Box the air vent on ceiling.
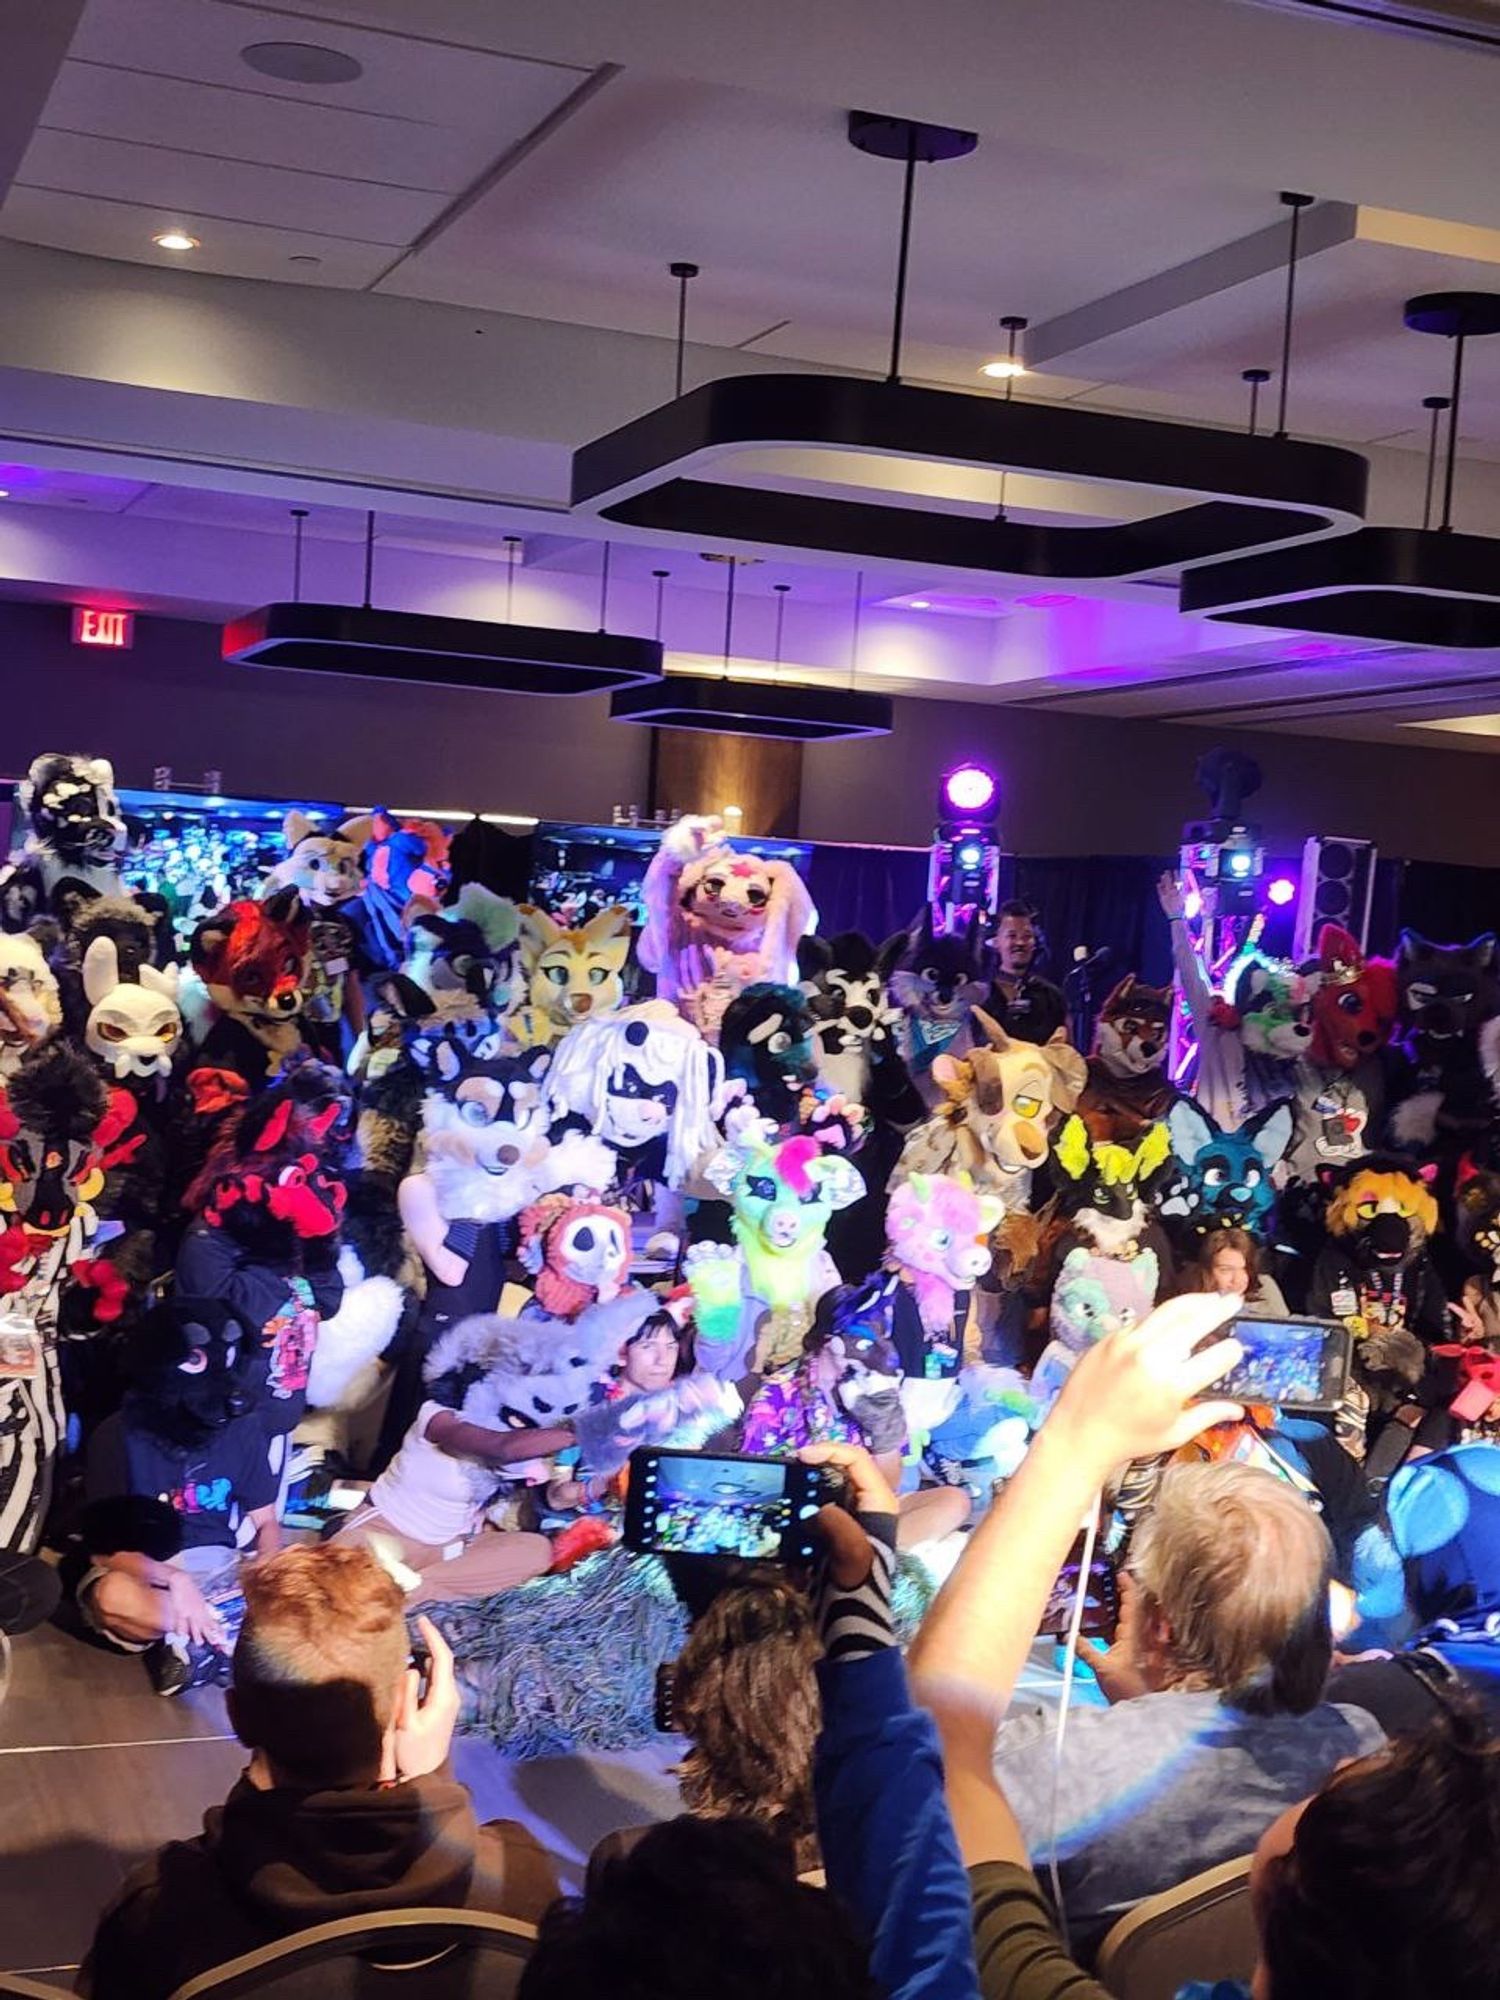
[1241,0,1500,51]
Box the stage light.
[942,764,998,816]
[1268,877,1296,906]
[1227,849,1254,879]
[957,841,984,870]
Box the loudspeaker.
[1293,835,1377,956]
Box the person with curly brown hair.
[671,1576,823,1874]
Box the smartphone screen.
[1039,1534,1119,1640]
[1201,1315,1352,1412]
[622,1447,828,1564]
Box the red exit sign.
[72,606,134,650]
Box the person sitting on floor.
[78,1541,560,2000]
[1179,1224,1290,1316]
[73,1296,281,1696]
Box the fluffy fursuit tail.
[424,1548,688,1759]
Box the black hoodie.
[78,1765,560,2000]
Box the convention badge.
[1330,1287,1358,1318]
[0,1311,43,1380]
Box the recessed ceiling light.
[980,359,1027,380]
[0,490,11,500]
[241,41,363,85]
[153,229,200,252]
[908,597,931,609]
[288,254,322,267]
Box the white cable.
[1044,1495,1102,1958]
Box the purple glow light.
[1017,592,1078,608]
[1184,888,1203,920]
[943,764,998,814]
[1267,877,1296,907]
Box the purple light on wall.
[942,763,998,815]
[1267,877,1297,906]
[1017,592,1078,608]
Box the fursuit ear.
[1244,1098,1294,1169]
[191,910,235,971]
[370,971,435,1022]
[1130,1247,1160,1294]
[1166,1097,1217,1165]
[261,884,306,930]
[82,934,122,1007]
[337,814,375,851]
[432,1039,463,1085]
[253,1100,294,1152]
[1317,923,1362,972]
[1059,1245,1092,1279]
[875,930,907,982]
[1053,1114,1091,1183]
[1044,1030,1088,1110]
[797,934,834,980]
[282,811,316,851]
[1465,932,1499,971]
[975,1190,1006,1235]
[930,1052,968,1095]
[971,1006,1010,1052]
[1132,1120,1172,1185]
[138,960,179,1000]
[518,904,563,964]
[1397,929,1433,968]
[813,1152,865,1212]
[1099,975,1135,1015]
[581,905,632,950]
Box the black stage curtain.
[805,843,932,946]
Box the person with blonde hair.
[79,1542,558,2000]
[978,1453,1384,1959]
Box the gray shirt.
[994,1688,1386,1960]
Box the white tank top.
[366,1401,500,1547]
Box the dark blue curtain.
[804,844,932,946]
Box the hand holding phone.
[622,1447,845,1566]
[1194,1315,1351,1412]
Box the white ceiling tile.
[19,129,447,244]
[0,184,392,285]
[65,0,591,126]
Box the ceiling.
[4,0,1500,746]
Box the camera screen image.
[1213,1318,1340,1407]
[631,1453,806,1561]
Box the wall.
[7,601,1498,867]
[800,696,1500,866]
[0,603,649,821]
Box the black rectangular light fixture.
[609,674,893,741]
[571,374,1368,582]
[223,602,664,695]
[1180,526,1500,649]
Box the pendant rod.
[1441,334,1467,533]
[504,535,520,621]
[362,510,375,609]
[290,508,308,603]
[598,540,612,629]
[1275,192,1313,439]
[722,559,737,677]
[652,567,669,642]
[1421,396,1449,532]
[670,261,698,401]
[886,130,919,385]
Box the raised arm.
[1156,869,1213,1029]
[906,1292,1243,1869]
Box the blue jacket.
[814,1646,981,2000]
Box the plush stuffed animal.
[1388,930,1500,1157]
[0,1042,139,1550]
[516,1191,632,1318]
[544,1001,726,1218]
[887,909,991,1109]
[1305,1157,1449,1451]
[0,753,128,929]
[1077,976,1178,1146]
[893,1012,1087,1208]
[0,932,60,1081]
[1028,1245,1158,1423]
[638,815,815,1041]
[687,1128,864,1377]
[512,905,632,1048]
[1158,1097,1294,1244]
[264,811,378,1062]
[182,887,313,1091]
